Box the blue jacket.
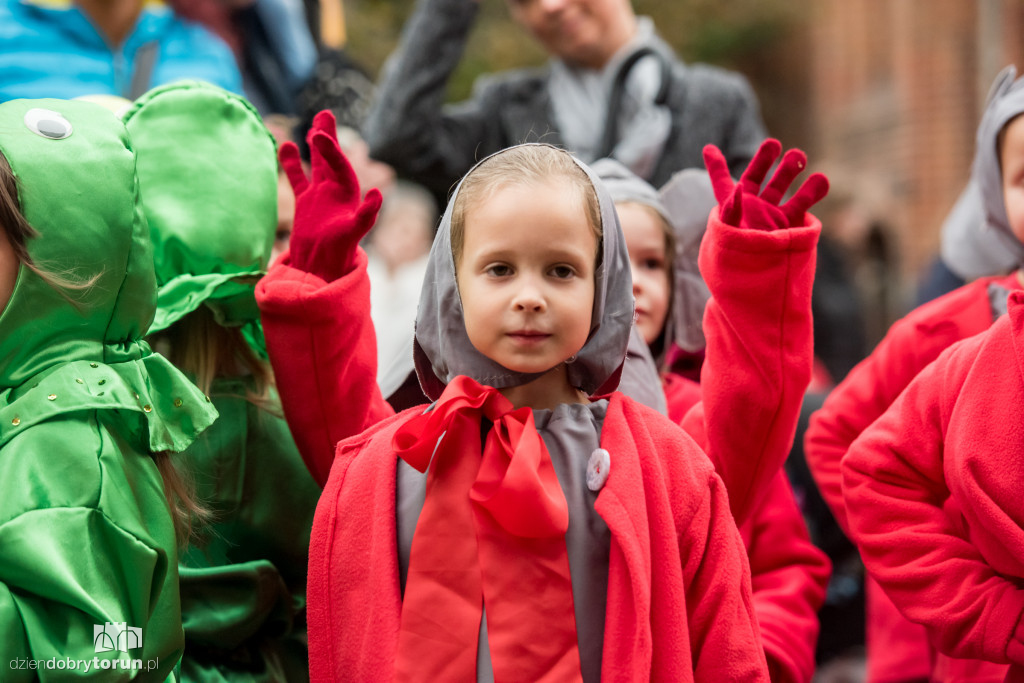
[0,0,242,102]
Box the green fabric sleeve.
[0,507,183,681]
[0,416,184,681]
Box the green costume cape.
[0,99,218,682]
[124,82,319,682]
[123,80,276,346]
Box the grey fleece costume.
[364,0,768,200]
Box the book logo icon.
[93,622,142,653]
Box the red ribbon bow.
[392,375,584,682]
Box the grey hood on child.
[973,65,1024,266]
[591,158,716,363]
[413,143,637,401]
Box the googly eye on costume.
[23,108,73,140]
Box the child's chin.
[495,358,570,378]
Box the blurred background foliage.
[343,0,811,147]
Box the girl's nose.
[632,274,644,297]
[512,282,546,312]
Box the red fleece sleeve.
[805,279,996,534]
[683,471,770,681]
[741,473,830,683]
[256,248,395,487]
[842,331,1024,664]
[684,209,818,524]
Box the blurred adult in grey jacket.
[364,0,768,200]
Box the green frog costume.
[123,81,320,682]
[0,99,218,680]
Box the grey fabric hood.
[974,65,1024,265]
[658,168,716,353]
[940,178,1020,280]
[591,158,714,362]
[413,144,635,400]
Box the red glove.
[278,110,383,282]
[703,139,829,230]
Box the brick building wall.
[805,0,1024,303]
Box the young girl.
[0,98,217,678]
[259,115,767,679]
[122,81,321,681]
[592,154,831,683]
[806,66,1024,683]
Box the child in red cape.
[592,153,831,683]
[841,290,1024,677]
[259,115,768,680]
[806,65,1024,683]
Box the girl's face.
[0,227,17,314]
[457,179,597,383]
[1001,114,1024,244]
[617,202,670,345]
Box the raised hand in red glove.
[278,109,383,282]
[703,139,829,231]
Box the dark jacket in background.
[364,0,768,201]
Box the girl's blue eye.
[24,108,73,140]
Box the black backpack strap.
[597,47,672,160]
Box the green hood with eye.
[0,98,216,451]
[122,81,277,340]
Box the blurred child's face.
[1001,114,1024,244]
[338,133,396,199]
[0,227,17,313]
[617,202,669,345]
[457,179,597,377]
[271,171,294,265]
[370,202,434,273]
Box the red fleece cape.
[806,272,1019,683]
[307,392,769,682]
[842,291,1024,676]
[669,375,829,683]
